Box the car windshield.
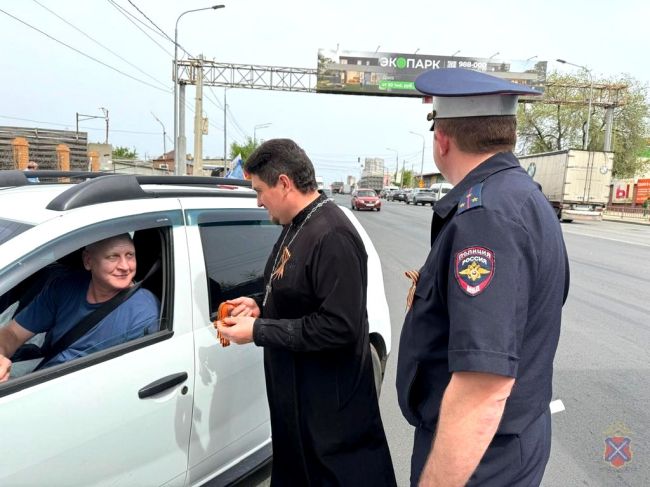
[357,191,376,197]
[418,189,433,193]
[0,218,33,246]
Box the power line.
[105,0,172,57]
[0,114,160,135]
[126,0,175,45]
[0,7,170,93]
[32,0,169,91]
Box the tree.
[229,137,258,162]
[402,169,414,188]
[516,71,649,177]
[112,146,138,160]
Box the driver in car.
[0,234,159,382]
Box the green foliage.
[112,146,138,160]
[402,169,414,188]
[229,137,258,162]
[516,71,649,177]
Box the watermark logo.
[603,422,632,468]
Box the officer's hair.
[436,116,517,154]
[244,138,317,193]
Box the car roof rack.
[0,170,253,211]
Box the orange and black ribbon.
[404,269,420,311]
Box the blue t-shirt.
[16,271,160,367]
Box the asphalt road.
[243,195,649,486]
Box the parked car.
[407,188,436,205]
[0,170,392,486]
[430,182,454,202]
[351,188,381,211]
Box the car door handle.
[138,372,188,399]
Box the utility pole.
[194,56,204,175]
[99,107,109,144]
[178,84,187,175]
[174,5,226,176]
[557,59,593,150]
[223,87,228,175]
[76,109,110,144]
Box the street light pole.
[386,147,398,185]
[557,58,593,150]
[151,112,166,155]
[409,131,425,187]
[253,123,272,145]
[173,5,225,176]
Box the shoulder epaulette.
[457,183,483,214]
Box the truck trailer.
[518,149,613,222]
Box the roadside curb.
[602,216,650,226]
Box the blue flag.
[226,154,244,179]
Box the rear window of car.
[418,189,433,193]
[0,219,33,246]
[357,190,376,197]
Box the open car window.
[0,210,181,393]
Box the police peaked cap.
[415,68,542,120]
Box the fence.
[603,205,650,222]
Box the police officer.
[396,68,570,486]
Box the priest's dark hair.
[244,138,318,193]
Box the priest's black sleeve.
[253,229,366,352]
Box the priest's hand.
[226,297,261,318]
[217,316,255,345]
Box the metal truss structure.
[177,58,317,92]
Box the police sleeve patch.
[454,246,494,296]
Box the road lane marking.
[562,229,650,248]
[550,399,565,414]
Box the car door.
[181,200,280,485]
[0,201,195,487]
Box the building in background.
[359,157,384,190]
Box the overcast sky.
[2,0,649,184]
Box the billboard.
[316,49,547,98]
[635,178,650,204]
[612,179,635,203]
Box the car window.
[0,211,181,391]
[441,188,451,194]
[357,190,376,197]
[188,209,282,317]
[0,218,33,246]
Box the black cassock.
[253,194,396,486]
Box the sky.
[2,0,649,185]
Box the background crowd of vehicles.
[375,183,454,205]
[347,183,453,211]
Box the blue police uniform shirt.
[396,151,569,435]
[16,270,160,367]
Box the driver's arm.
[0,320,35,382]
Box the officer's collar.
[434,152,520,219]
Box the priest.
[217,138,396,486]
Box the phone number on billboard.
[457,61,488,70]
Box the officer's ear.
[434,129,451,157]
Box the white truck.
[519,149,614,222]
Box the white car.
[0,171,391,487]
